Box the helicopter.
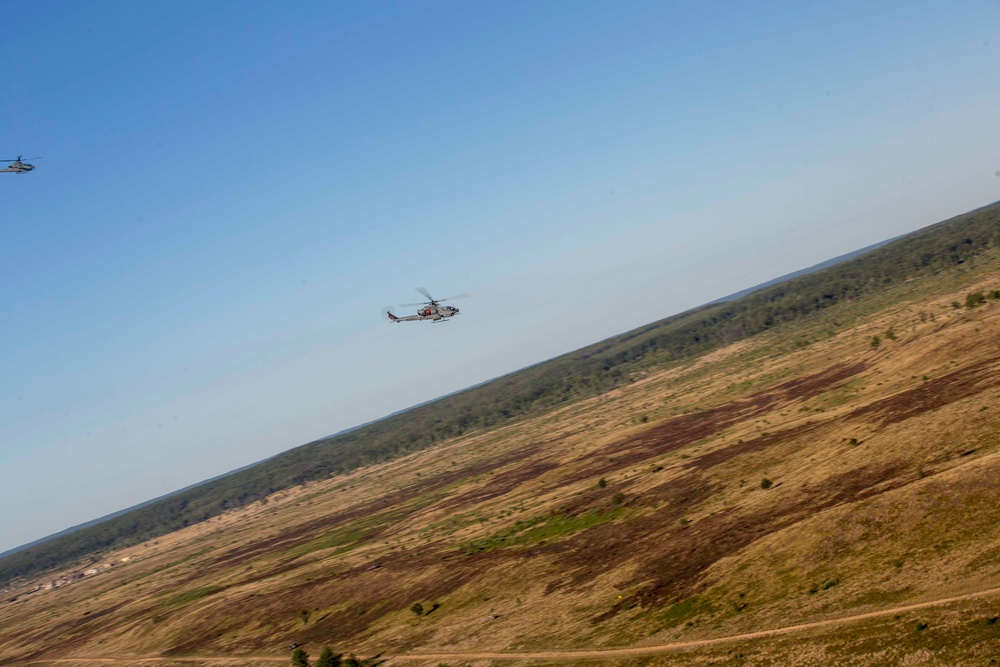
[385,287,469,323]
[1,156,39,173]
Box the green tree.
[291,647,310,667]
[315,646,342,667]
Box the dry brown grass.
[5,266,1000,667]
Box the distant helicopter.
[385,287,469,323]
[1,156,39,173]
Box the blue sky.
[2,1,998,553]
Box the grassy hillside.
[2,203,1000,666]
[2,201,998,589]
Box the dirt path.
[28,585,1000,666]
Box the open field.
[4,251,1000,667]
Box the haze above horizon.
[2,0,999,554]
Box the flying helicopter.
[385,287,469,323]
[1,156,39,173]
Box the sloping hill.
[2,201,998,588]
[2,203,1000,666]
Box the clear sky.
[2,1,998,553]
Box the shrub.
[966,292,986,308]
[612,492,626,505]
[315,646,342,667]
[410,602,424,616]
[598,477,608,488]
[291,647,310,667]
[760,478,773,490]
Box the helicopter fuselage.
[421,304,458,318]
[1,164,34,173]
[387,303,460,323]
[1,159,35,173]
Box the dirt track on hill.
[30,585,1000,666]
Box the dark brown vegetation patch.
[207,439,557,571]
[848,356,1000,427]
[685,419,826,471]
[558,362,866,486]
[4,600,133,666]
[573,462,909,623]
[435,457,562,511]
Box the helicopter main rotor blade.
[438,293,470,301]
[399,301,431,307]
[416,287,434,302]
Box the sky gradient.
[2,1,999,553]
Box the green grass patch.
[160,585,223,607]
[813,378,866,409]
[283,489,451,558]
[849,587,914,607]
[656,595,716,628]
[284,523,376,558]
[461,508,625,554]
[138,546,217,579]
